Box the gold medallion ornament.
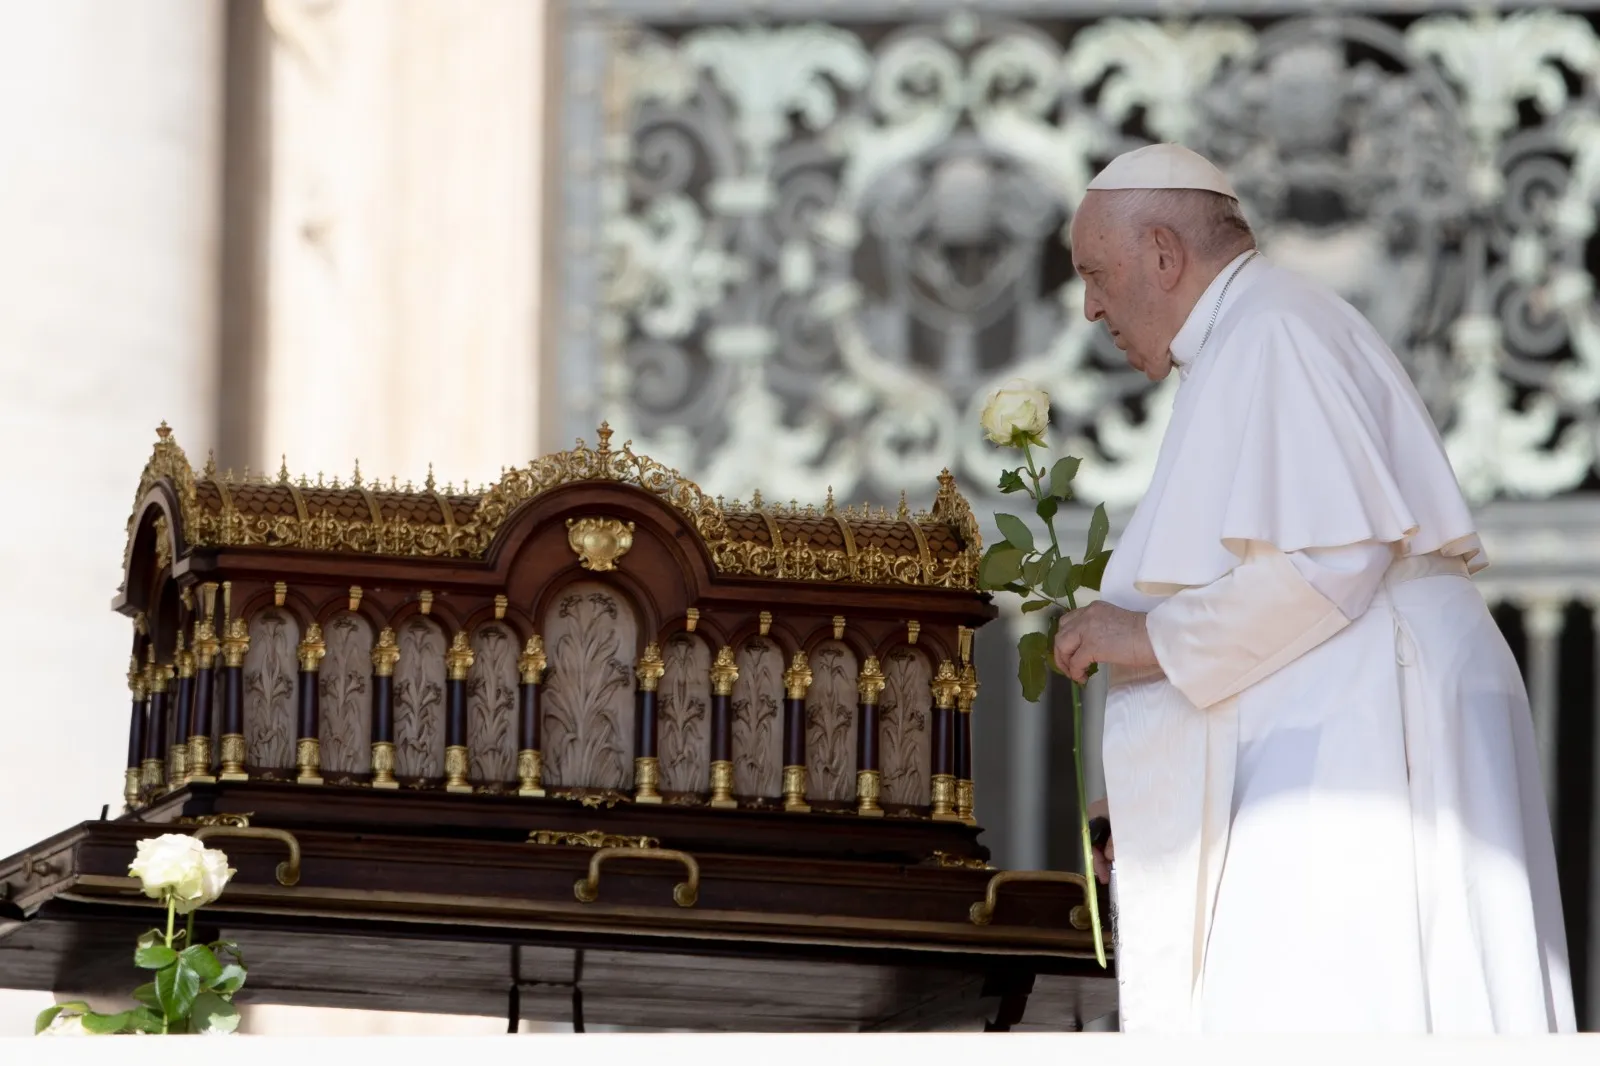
[566,516,636,572]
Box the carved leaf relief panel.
[659,633,710,793]
[805,640,858,802]
[732,637,783,798]
[542,582,637,789]
[394,617,447,778]
[318,612,373,775]
[468,623,520,784]
[243,608,298,770]
[879,647,931,807]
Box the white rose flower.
[128,834,235,914]
[980,380,1050,445]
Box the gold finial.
[857,657,886,705]
[932,659,961,709]
[243,464,251,481]
[636,642,665,692]
[833,615,846,640]
[332,474,342,490]
[419,590,434,615]
[278,456,290,484]
[958,662,978,713]
[371,627,400,677]
[298,473,309,488]
[348,586,363,612]
[711,646,740,696]
[425,464,436,492]
[203,450,217,477]
[685,608,699,633]
[518,635,548,684]
[446,630,475,680]
[783,651,813,700]
[404,478,414,493]
[751,489,764,510]
[225,468,235,484]
[316,471,324,488]
[352,459,363,487]
[597,422,613,453]
[155,422,171,441]
[298,624,327,673]
[907,620,921,645]
[274,581,287,607]
[445,481,455,495]
[958,626,973,664]
[824,487,835,515]
[390,475,399,491]
[897,491,909,520]
[494,594,508,620]
[759,610,772,637]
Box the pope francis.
[1051,144,1575,1034]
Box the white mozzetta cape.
[1098,254,1574,1033]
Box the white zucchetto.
[1085,143,1239,200]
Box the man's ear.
[1150,226,1186,291]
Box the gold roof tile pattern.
[126,423,983,590]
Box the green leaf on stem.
[997,469,1027,494]
[1086,503,1110,558]
[190,991,241,1035]
[81,1010,135,1035]
[1078,550,1112,592]
[1035,496,1059,523]
[1043,557,1076,599]
[1049,456,1081,500]
[134,943,178,970]
[1020,599,1051,613]
[181,943,224,985]
[1016,630,1051,703]
[128,1007,166,1034]
[212,962,248,996]
[995,513,1034,552]
[132,982,160,1009]
[33,1003,90,1034]
[1021,556,1047,588]
[979,546,1024,589]
[136,928,164,951]
[1045,613,1065,674]
[156,959,202,1024]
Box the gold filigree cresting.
[121,424,982,590]
[527,829,660,850]
[176,813,253,829]
[930,850,992,871]
[566,516,636,572]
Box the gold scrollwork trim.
[176,813,253,828]
[930,850,992,870]
[527,829,660,849]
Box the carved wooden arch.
[312,591,391,637]
[725,618,803,662]
[117,494,184,618]
[531,566,660,656]
[486,481,719,601]
[383,596,466,639]
[458,602,537,647]
[798,622,875,664]
[872,629,956,666]
[653,615,733,652]
[236,586,319,634]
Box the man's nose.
[1084,293,1105,323]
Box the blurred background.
[5,0,1600,1034]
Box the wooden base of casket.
[0,783,1115,1032]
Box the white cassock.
[1098,251,1576,1033]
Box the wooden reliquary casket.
[0,424,1113,1032]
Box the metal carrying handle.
[968,869,1090,930]
[192,826,301,887]
[573,847,698,908]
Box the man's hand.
[1088,797,1114,884]
[1053,600,1158,684]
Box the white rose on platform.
[128,834,235,914]
[980,380,1050,445]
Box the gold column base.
[855,769,884,817]
[218,734,248,782]
[370,741,398,789]
[930,773,960,821]
[167,744,189,789]
[957,778,975,825]
[140,757,165,795]
[296,738,324,785]
[123,767,142,810]
[516,748,545,797]
[633,756,662,804]
[708,759,737,809]
[781,765,810,813]
[444,744,472,793]
[186,735,214,784]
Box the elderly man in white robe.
[1052,143,1574,1034]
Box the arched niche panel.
[805,639,858,803]
[659,633,711,794]
[394,616,447,779]
[243,607,299,771]
[732,636,784,799]
[879,646,932,808]
[318,612,373,776]
[468,622,521,785]
[541,580,637,790]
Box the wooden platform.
[0,783,1116,1031]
